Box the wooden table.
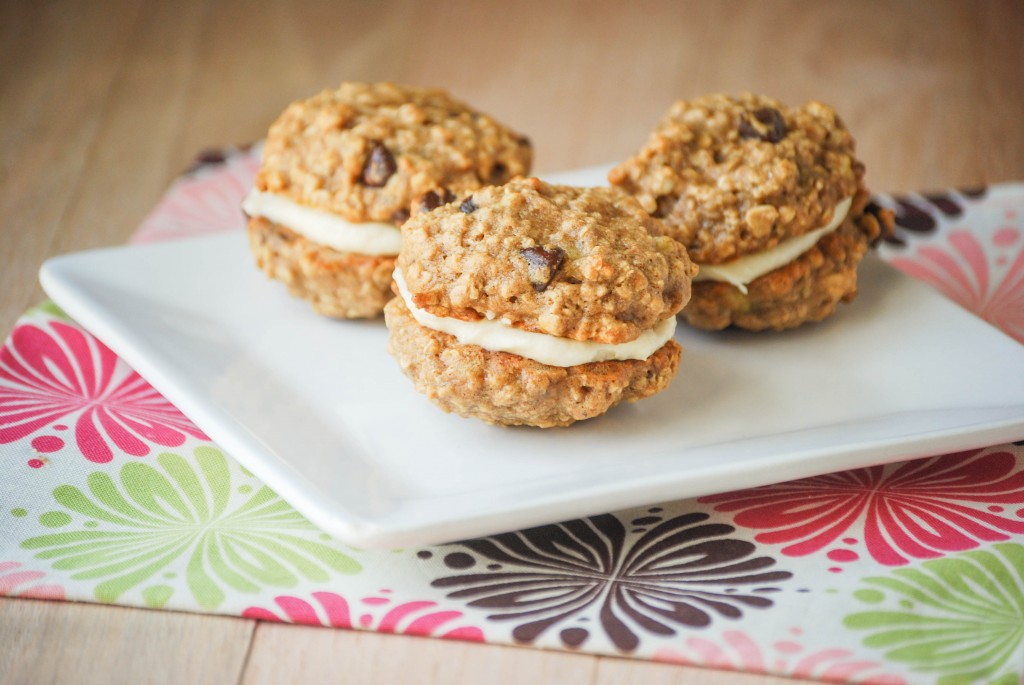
[2,1,1022,683]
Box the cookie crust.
[384,297,681,427]
[255,82,532,224]
[680,200,888,330]
[247,217,395,318]
[398,178,696,345]
[608,93,861,264]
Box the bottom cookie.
[247,216,396,318]
[681,209,886,331]
[384,297,681,428]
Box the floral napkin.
[2,148,1022,685]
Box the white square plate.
[40,167,1024,549]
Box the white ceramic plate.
[40,167,1024,549]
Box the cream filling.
[393,269,676,368]
[242,189,402,256]
[694,197,853,294]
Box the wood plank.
[43,0,211,256]
[0,0,144,337]
[242,623,598,685]
[171,0,417,158]
[974,0,1024,186]
[241,622,823,685]
[0,598,253,685]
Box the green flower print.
[845,543,1024,685]
[21,447,360,609]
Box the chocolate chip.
[521,246,564,271]
[415,189,456,214]
[738,107,787,143]
[517,135,532,147]
[757,107,787,142]
[489,162,508,184]
[391,208,410,226]
[520,245,565,292]
[361,143,396,186]
[459,197,477,213]
[738,119,758,140]
[421,190,444,211]
[653,195,674,219]
[737,120,758,140]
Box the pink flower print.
[701,449,1024,566]
[132,148,260,245]
[888,226,1024,342]
[0,320,207,463]
[655,629,905,684]
[243,591,484,642]
[0,561,65,600]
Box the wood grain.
[1,0,1023,683]
[241,623,820,685]
[0,598,253,685]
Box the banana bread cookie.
[385,178,697,427]
[243,81,532,318]
[609,93,891,330]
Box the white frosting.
[242,189,402,256]
[393,269,676,368]
[694,196,853,294]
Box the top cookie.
[608,93,863,264]
[254,82,533,224]
[398,178,696,345]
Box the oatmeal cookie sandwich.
[385,178,697,427]
[609,93,892,331]
[243,82,532,318]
